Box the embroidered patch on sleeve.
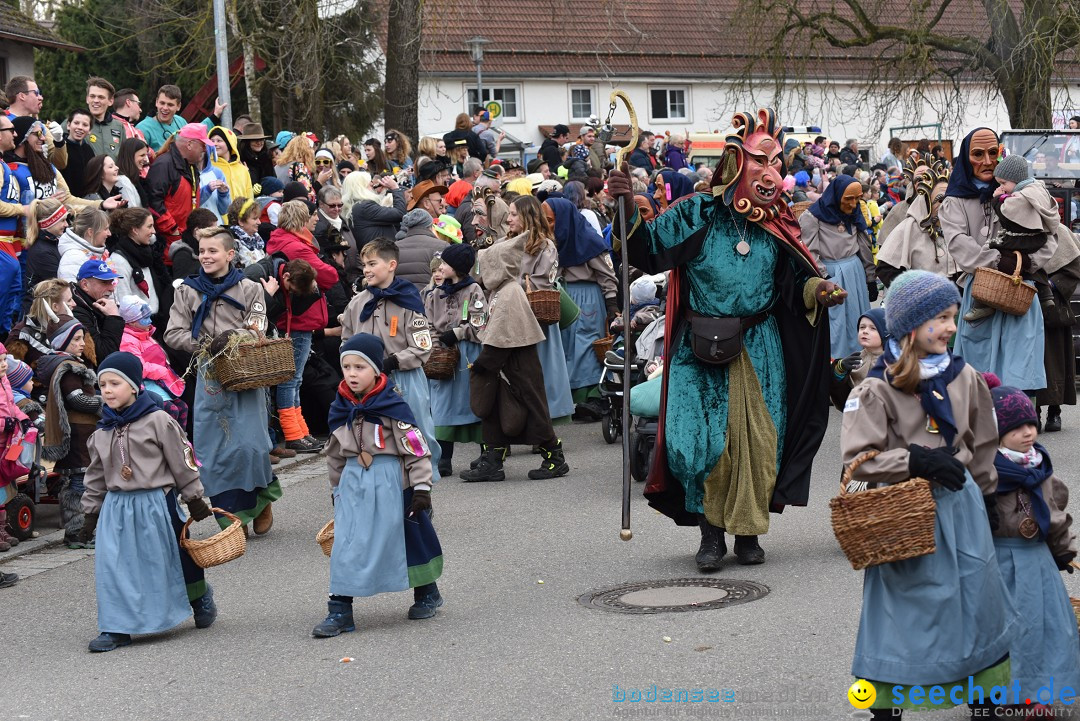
[411,317,427,329]
[412,330,432,350]
[183,443,201,471]
[843,397,860,413]
[402,430,428,457]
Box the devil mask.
[711,108,788,222]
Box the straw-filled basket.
[525,275,560,326]
[180,508,247,568]
[970,251,1037,316]
[829,451,937,570]
[423,346,460,380]
[791,201,812,219]
[212,330,296,391]
[316,519,334,557]
[591,335,614,364]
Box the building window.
[570,87,595,121]
[467,86,520,121]
[649,87,689,122]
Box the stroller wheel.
[7,494,34,541]
[602,408,620,444]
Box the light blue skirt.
[853,474,1018,685]
[955,275,1046,390]
[194,368,273,498]
[391,366,441,481]
[430,340,481,427]
[330,455,444,596]
[823,255,869,359]
[537,324,575,419]
[95,489,191,634]
[561,281,606,390]
[994,536,1080,700]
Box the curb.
[0,451,327,566]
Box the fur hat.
[97,351,143,394]
[440,242,475,275]
[340,333,384,374]
[993,155,1030,185]
[884,270,961,338]
[991,385,1038,436]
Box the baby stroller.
[5,416,53,542]
[597,345,646,445]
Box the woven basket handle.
[524,274,535,293]
[840,450,880,495]
[1010,250,1023,284]
[181,506,242,539]
[1071,561,1080,572]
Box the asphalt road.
[6,404,1080,721]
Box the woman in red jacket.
[266,200,340,452]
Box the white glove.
[46,121,63,143]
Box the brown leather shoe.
[269,453,281,465]
[253,503,273,535]
[271,446,297,459]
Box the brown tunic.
[325,413,432,490]
[340,291,432,370]
[994,466,1075,558]
[424,282,486,343]
[164,279,267,354]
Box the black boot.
[1046,405,1062,432]
[469,444,488,470]
[734,535,765,565]
[528,440,569,479]
[408,582,444,620]
[437,440,454,476]
[190,585,218,629]
[312,597,355,638]
[459,447,506,482]
[695,516,726,572]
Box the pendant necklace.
[733,216,752,256]
[1017,491,1039,539]
[117,426,133,481]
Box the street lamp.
[466,36,491,114]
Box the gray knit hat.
[993,155,1030,185]
[396,208,433,240]
[885,270,961,337]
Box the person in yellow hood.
[209,126,253,219]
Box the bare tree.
[384,0,421,140]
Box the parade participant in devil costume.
[608,109,845,569]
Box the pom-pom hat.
[884,270,961,338]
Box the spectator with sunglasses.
[313,148,338,190]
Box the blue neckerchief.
[546,197,609,268]
[868,340,966,446]
[359,276,426,322]
[181,267,246,340]
[438,275,475,299]
[945,128,999,203]
[97,391,162,431]
[994,442,1054,539]
[807,175,868,235]
[327,376,416,433]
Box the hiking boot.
[253,503,274,535]
[696,517,726,572]
[191,585,218,629]
[0,571,17,588]
[312,599,355,638]
[88,632,132,652]
[269,453,281,465]
[734,535,765,565]
[438,457,453,477]
[962,305,994,322]
[0,515,19,548]
[1045,406,1062,433]
[469,445,510,469]
[285,436,323,454]
[0,537,9,552]
[459,447,506,482]
[528,440,569,479]
[408,583,444,620]
[271,446,297,458]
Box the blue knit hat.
[97,351,143,393]
[256,176,284,196]
[885,270,961,337]
[340,333,384,373]
[859,307,891,344]
[991,385,1038,436]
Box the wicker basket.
[423,346,460,380]
[970,251,1037,316]
[791,201,812,219]
[180,508,247,569]
[829,451,937,570]
[316,519,334,557]
[212,331,296,391]
[592,335,614,364]
[525,276,560,326]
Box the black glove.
[908,444,966,491]
[834,352,863,377]
[186,497,212,522]
[1055,552,1076,572]
[3,417,14,434]
[78,512,98,544]
[867,280,879,303]
[438,329,459,347]
[983,494,999,533]
[605,300,620,330]
[408,488,431,517]
[382,355,399,373]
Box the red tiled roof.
[416,0,1080,80]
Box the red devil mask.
[711,108,788,222]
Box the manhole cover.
[578,578,769,614]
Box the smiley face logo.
[848,679,877,709]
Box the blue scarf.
[994,442,1054,539]
[945,127,999,203]
[97,391,162,431]
[327,376,416,433]
[546,197,609,268]
[807,175,868,235]
[359,276,426,322]
[181,267,246,340]
[868,340,966,447]
[438,275,475,299]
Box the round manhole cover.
[578,578,769,614]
